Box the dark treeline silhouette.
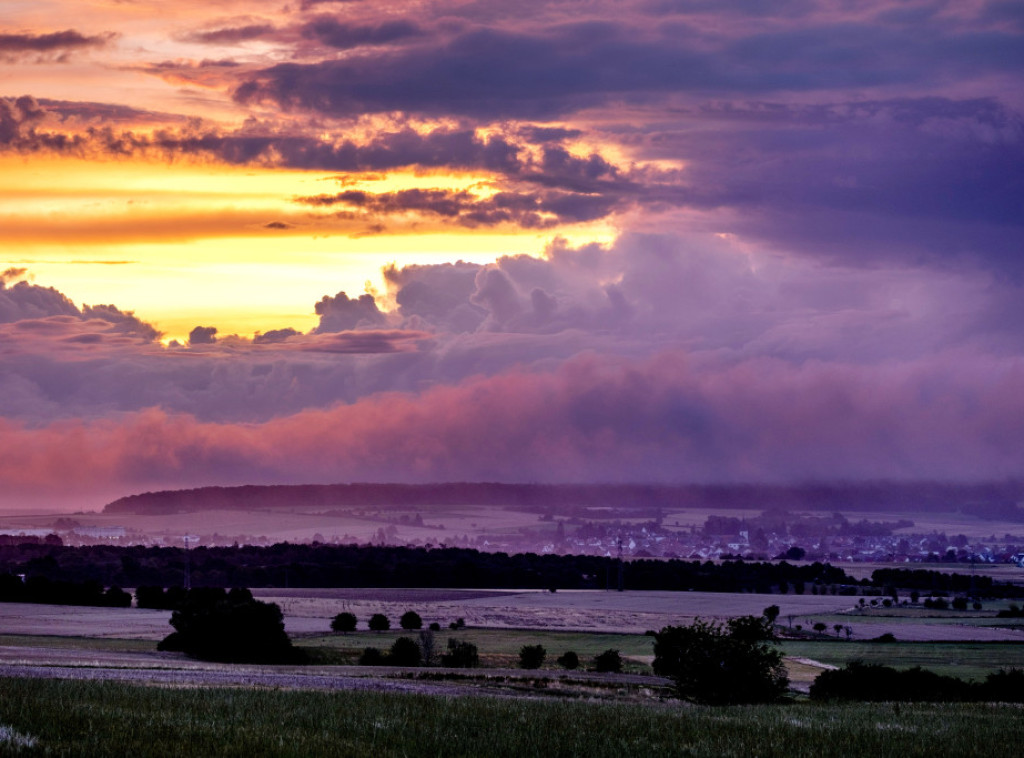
[810,661,1024,703]
[0,534,62,546]
[135,585,187,610]
[871,568,1022,598]
[104,481,1024,517]
[2,543,1022,597]
[0,542,858,591]
[0,573,130,607]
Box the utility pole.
[183,535,198,590]
[617,538,624,592]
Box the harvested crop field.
[255,588,857,635]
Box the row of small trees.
[331,610,466,633]
[518,645,623,673]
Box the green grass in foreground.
[1,677,1023,757]
[782,640,1024,681]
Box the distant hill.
[103,481,1024,517]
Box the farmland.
[2,582,1024,754]
[1,677,1023,757]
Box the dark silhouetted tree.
[331,612,357,632]
[519,644,546,669]
[557,651,579,670]
[441,639,478,668]
[653,616,788,705]
[369,613,390,631]
[400,610,422,630]
[388,636,422,666]
[157,587,298,663]
[593,649,623,673]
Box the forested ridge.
[104,481,1024,519]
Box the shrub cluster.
[157,587,300,664]
[810,661,1024,703]
[135,585,187,610]
[653,616,789,705]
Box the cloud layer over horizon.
[1,0,1022,507]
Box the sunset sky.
[2,0,1023,509]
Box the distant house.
[71,526,127,539]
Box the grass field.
[0,634,156,653]
[1,677,1022,757]
[781,640,1024,681]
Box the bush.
[104,586,132,608]
[653,616,788,705]
[331,612,357,632]
[519,644,546,669]
[441,639,478,668]
[369,613,390,631]
[388,637,422,666]
[157,587,298,664]
[359,647,385,665]
[593,649,622,673]
[810,661,973,702]
[981,668,1024,702]
[557,651,579,670]
[428,622,441,632]
[400,611,423,630]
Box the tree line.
[0,573,130,607]
[0,542,861,593]
[3,542,1024,597]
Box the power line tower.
[617,537,624,592]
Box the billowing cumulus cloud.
[188,326,218,345]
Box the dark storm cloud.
[183,24,278,44]
[300,17,424,49]
[233,16,1024,119]
[295,186,622,228]
[0,29,112,54]
[639,96,1024,269]
[233,23,712,119]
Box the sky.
[1,0,1023,509]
